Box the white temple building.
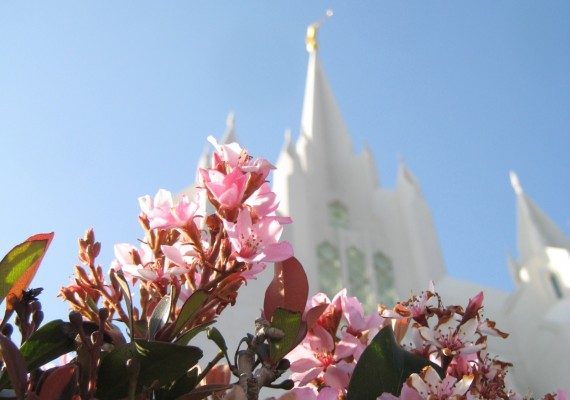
[183,23,570,397]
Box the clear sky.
[1,2,569,324]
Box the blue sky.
[1,2,569,323]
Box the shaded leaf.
[21,320,78,371]
[149,295,171,340]
[0,333,27,398]
[0,233,54,308]
[0,320,77,390]
[175,384,234,400]
[157,367,199,400]
[170,290,208,339]
[263,257,308,322]
[347,325,444,400]
[36,364,78,400]
[268,308,302,364]
[96,340,202,399]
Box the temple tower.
[272,19,446,308]
[182,22,570,396]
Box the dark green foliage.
[347,325,443,400]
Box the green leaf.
[206,327,227,353]
[171,290,208,339]
[96,340,203,400]
[346,325,444,400]
[0,233,54,307]
[20,320,78,371]
[0,320,77,390]
[149,294,172,339]
[114,271,135,340]
[175,321,215,346]
[269,308,302,364]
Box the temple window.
[373,252,399,307]
[347,246,373,311]
[328,200,349,229]
[317,242,343,297]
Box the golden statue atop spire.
[306,9,333,53]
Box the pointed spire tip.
[226,111,235,130]
[510,171,523,195]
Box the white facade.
[184,30,570,397]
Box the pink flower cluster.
[284,284,567,400]
[105,137,293,322]
[378,284,566,400]
[286,289,385,400]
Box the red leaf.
[263,257,308,322]
[37,364,78,400]
[0,333,28,398]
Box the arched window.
[317,242,343,297]
[347,246,373,311]
[550,273,564,299]
[373,252,399,307]
[328,201,349,229]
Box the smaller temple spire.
[511,171,569,263]
[306,10,333,53]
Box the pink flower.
[139,188,172,216]
[240,262,266,280]
[408,366,473,399]
[241,157,275,181]
[140,189,203,230]
[207,136,246,170]
[289,386,318,400]
[556,390,568,400]
[120,245,189,283]
[419,317,485,357]
[110,242,153,280]
[340,289,384,336]
[245,183,278,218]
[382,282,437,325]
[245,183,293,227]
[287,326,353,395]
[223,209,293,264]
[379,366,473,400]
[201,167,247,211]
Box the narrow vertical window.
[550,273,564,299]
[373,252,399,307]
[328,201,349,229]
[317,242,343,297]
[347,246,373,311]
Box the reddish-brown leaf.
[263,257,308,322]
[0,333,28,398]
[37,364,78,400]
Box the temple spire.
[306,10,333,53]
[511,171,569,263]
